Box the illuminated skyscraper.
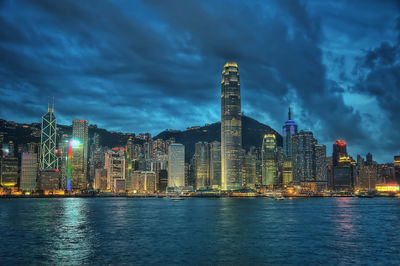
[262,134,278,187]
[168,143,185,188]
[195,142,210,189]
[209,141,221,188]
[315,144,327,181]
[72,120,89,181]
[105,148,126,192]
[221,62,242,190]
[282,108,298,158]
[332,139,347,167]
[292,131,315,182]
[69,139,87,190]
[20,152,38,191]
[40,103,57,170]
[282,108,297,185]
[242,153,257,189]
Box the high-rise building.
[105,148,126,192]
[195,142,210,190]
[209,141,221,188]
[242,153,257,189]
[20,152,38,191]
[282,108,298,185]
[315,144,327,181]
[262,134,278,187]
[357,165,377,191]
[366,152,373,166]
[168,143,185,188]
[221,61,242,190]
[333,156,354,191]
[292,131,315,182]
[157,169,168,192]
[0,157,18,187]
[332,139,347,167]
[94,168,107,191]
[282,108,298,158]
[69,139,87,190]
[72,120,89,182]
[38,169,61,191]
[130,171,156,193]
[40,104,57,170]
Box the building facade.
[261,134,278,187]
[20,152,38,191]
[168,143,185,188]
[221,62,242,190]
[40,104,57,170]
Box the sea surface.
[1,197,399,265]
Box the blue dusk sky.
[0,0,399,162]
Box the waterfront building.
[38,169,61,191]
[105,148,126,192]
[357,165,377,191]
[315,144,327,181]
[292,131,315,182]
[242,153,257,189]
[209,141,221,188]
[40,103,57,170]
[0,157,18,187]
[282,160,293,185]
[168,143,185,188]
[70,140,87,190]
[130,171,156,193]
[113,178,126,194]
[58,134,70,189]
[20,152,38,191]
[333,156,354,191]
[261,134,278,187]
[72,120,89,181]
[195,142,210,189]
[94,168,108,190]
[332,139,347,167]
[157,169,168,192]
[221,61,242,190]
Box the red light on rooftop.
[335,139,346,146]
[80,120,85,123]
[55,169,59,172]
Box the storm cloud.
[0,0,399,162]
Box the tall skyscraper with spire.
[282,108,298,158]
[221,61,242,190]
[40,101,57,170]
[282,108,298,185]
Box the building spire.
[288,107,291,120]
[47,97,50,112]
[52,96,55,112]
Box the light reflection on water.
[1,198,400,265]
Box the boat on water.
[274,196,285,200]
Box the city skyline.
[1,0,399,163]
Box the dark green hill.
[155,115,282,162]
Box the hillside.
[155,115,282,162]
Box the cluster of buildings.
[1,62,399,195]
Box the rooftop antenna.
[52,96,55,112]
[288,107,291,120]
[47,97,50,112]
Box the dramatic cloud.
[0,0,399,162]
